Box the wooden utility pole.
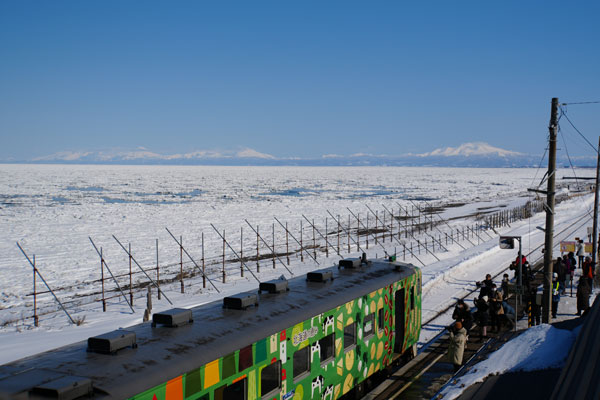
[592,136,600,266]
[542,97,559,323]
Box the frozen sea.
[0,165,569,320]
[0,164,593,370]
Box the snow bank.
[439,324,581,399]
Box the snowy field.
[0,164,592,369]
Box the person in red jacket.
[582,256,594,288]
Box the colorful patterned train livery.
[0,257,421,400]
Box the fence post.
[180,237,184,293]
[337,216,341,255]
[33,255,39,325]
[273,223,277,268]
[382,211,386,243]
[403,244,406,261]
[347,214,351,253]
[222,230,226,283]
[366,213,369,249]
[241,227,244,277]
[357,213,360,251]
[286,222,291,263]
[300,221,304,262]
[375,211,379,244]
[406,208,410,238]
[202,232,206,289]
[325,218,329,257]
[129,243,134,305]
[156,239,161,300]
[312,219,317,259]
[257,225,261,272]
[100,248,105,312]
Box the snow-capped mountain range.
[6,143,595,167]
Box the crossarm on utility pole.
[89,237,135,313]
[112,235,174,304]
[16,242,76,325]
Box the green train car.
[0,257,421,400]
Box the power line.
[559,106,597,153]
[560,101,600,105]
[559,124,582,190]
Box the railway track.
[363,210,591,400]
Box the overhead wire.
[557,105,597,217]
[560,101,600,106]
[559,106,597,153]
[558,114,582,191]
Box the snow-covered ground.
[0,165,593,368]
[439,323,582,400]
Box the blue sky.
[1,1,599,160]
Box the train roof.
[0,258,418,399]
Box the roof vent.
[338,258,361,269]
[87,329,137,354]
[306,269,334,283]
[31,375,93,400]
[223,293,258,310]
[152,308,193,328]
[259,278,289,294]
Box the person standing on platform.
[555,257,566,295]
[452,299,473,332]
[568,251,577,270]
[501,274,510,301]
[474,296,489,340]
[448,321,467,373]
[552,273,560,319]
[583,256,594,288]
[576,240,585,269]
[576,278,591,316]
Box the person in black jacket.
[452,299,473,332]
[577,278,591,316]
[477,274,494,299]
[474,296,489,340]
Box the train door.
[394,288,405,352]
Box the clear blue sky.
[1,1,599,160]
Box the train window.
[363,314,375,338]
[222,353,236,379]
[344,322,356,350]
[319,333,335,363]
[214,385,226,400]
[260,361,281,398]
[378,308,384,331]
[293,346,310,380]
[184,367,202,397]
[223,378,247,400]
[410,287,415,310]
[239,345,253,371]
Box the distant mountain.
[419,142,524,157]
[30,147,277,165]
[9,143,596,167]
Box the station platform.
[454,295,598,400]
